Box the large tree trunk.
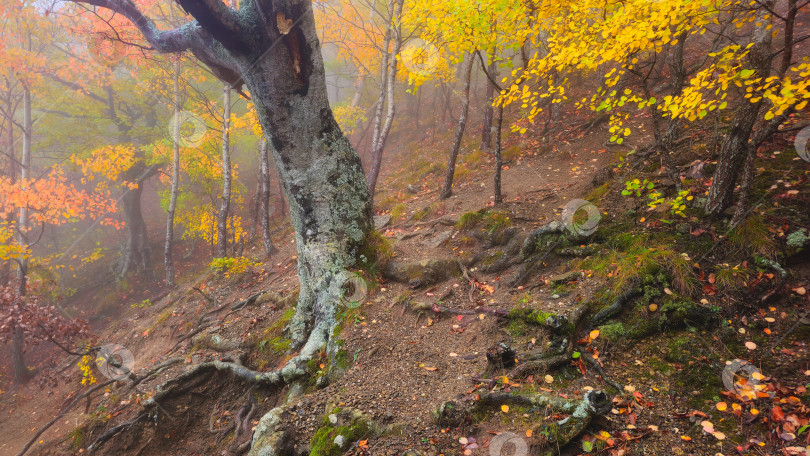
[366,0,403,203]
[120,163,156,278]
[259,139,274,255]
[217,83,233,257]
[71,0,373,395]
[164,57,181,286]
[705,1,773,216]
[233,4,373,371]
[440,54,474,199]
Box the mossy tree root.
[590,280,643,326]
[434,390,612,456]
[500,304,590,380]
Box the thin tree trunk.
[415,88,421,132]
[350,73,364,109]
[493,104,504,204]
[367,0,404,202]
[481,52,497,151]
[217,83,232,257]
[276,177,286,220]
[440,54,474,199]
[13,87,32,384]
[259,139,274,255]
[165,57,181,286]
[706,1,773,215]
[0,94,15,287]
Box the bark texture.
[440,54,474,199]
[217,83,233,257]
[367,0,404,202]
[258,139,274,255]
[705,1,773,215]
[165,57,181,286]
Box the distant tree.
[0,170,117,383]
[0,284,93,384]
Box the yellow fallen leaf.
[649,303,658,312]
[589,329,600,340]
[501,405,509,413]
[716,402,727,411]
[544,374,554,384]
[750,408,759,415]
[525,429,533,438]
[624,384,636,393]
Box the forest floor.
[1,108,809,456]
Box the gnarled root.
[434,390,612,455]
[590,280,643,326]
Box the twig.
[17,379,116,456]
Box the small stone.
[328,414,338,425]
[428,230,453,248]
[374,214,392,230]
[551,294,561,299]
[333,435,346,448]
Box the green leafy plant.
[130,298,152,309]
[621,178,654,197]
[209,256,260,278]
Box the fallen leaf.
[589,329,600,340]
[792,287,806,295]
[745,341,757,350]
[716,402,727,411]
[501,405,509,413]
[544,374,554,384]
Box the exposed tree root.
[434,390,612,455]
[590,280,643,326]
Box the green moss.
[390,203,407,221]
[456,209,486,230]
[502,145,521,161]
[585,182,611,204]
[598,322,626,341]
[358,230,393,274]
[412,204,435,221]
[309,410,372,456]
